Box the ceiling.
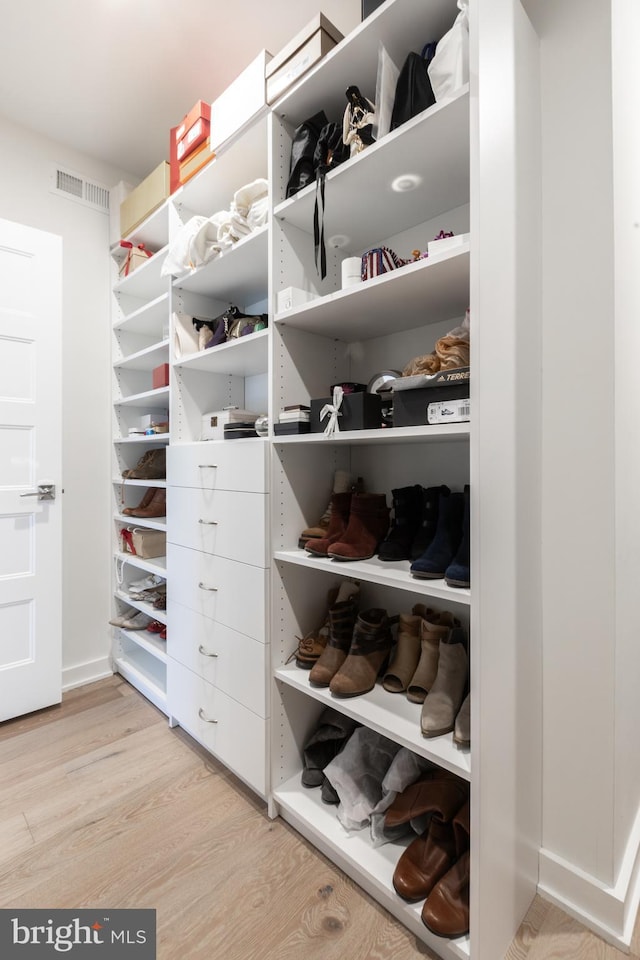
[0,0,361,180]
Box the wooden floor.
[0,677,638,960]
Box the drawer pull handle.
[198,708,218,724]
[198,464,218,469]
[198,645,218,658]
[198,519,218,525]
[198,582,218,592]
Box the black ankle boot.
[378,485,423,561]
[444,485,470,587]
[410,485,450,560]
[410,489,465,579]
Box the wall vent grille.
[51,166,110,213]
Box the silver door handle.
[198,582,218,591]
[198,519,218,525]
[198,708,218,723]
[198,645,218,658]
[198,464,218,469]
[20,484,56,501]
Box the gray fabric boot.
[421,628,468,739]
[454,693,470,747]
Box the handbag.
[286,110,329,198]
[361,246,409,281]
[390,43,437,131]
[120,526,166,559]
[313,120,350,281]
[193,306,268,348]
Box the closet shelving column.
[268,0,474,957]
[110,203,171,714]
[165,112,272,797]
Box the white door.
[0,218,62,721]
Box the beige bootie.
[406,611,458,703]
[421,628,469,738]
[382,608,422,693]
[454,693,470,747]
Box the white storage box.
[276,286,317,314]
[266,14,343,104]
[427,232,470,257]
[201,408,260,441]
[210,50,271,152]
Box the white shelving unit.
[110,203,171,712]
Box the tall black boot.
[410,489,464,580]
[444,485,470,587]
[377,485,423,561]
[410,485,450,560]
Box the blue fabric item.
[445,485,470,587]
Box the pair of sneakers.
[109,609,152,630]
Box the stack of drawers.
[166,441,269,796]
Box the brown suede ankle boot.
[406,611,459,704]
[327,493,390,561]
[382,610,422,693]
[298,470,354,549]
[306,492,352,556]
[123,487,166,518]
[309,595,358,686]
[329,607,395,697]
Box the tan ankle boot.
[406,611,458,703]
[421,628,469,738]
[382,611,421,693]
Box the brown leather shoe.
[328,493,390,562]
[306,492,352,556]
[421,801,470,937]
[122,447,166,480]
[329,608,395,697]
[123,487,166,518]
[393,816,457,902]
[385,775,469,829]
[309,596,358,686]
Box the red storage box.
[172,100,211,161]
[152,364,170,389]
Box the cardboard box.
[118,246,152,278]
[152,364,170,389]
[392,368,470,427]
[176,115,210,161]
[110,181,133,246]
[210,50,271,152]
[310,392,382,432]
[276,286,317,314]
[266,14,343,103]
[427,398,470,425]
[178,139,214,184]
[173,100,211,149]
[120,162,170,238]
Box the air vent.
[51,166,110,213]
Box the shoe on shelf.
[128,574,165,594]
[421,800,470,937]
[306,492,353,557]
[421,628,469,739]
[298,470,354,549]
[123,487,166,519]
[159,626,167,640]
[301,707,359,788]
[108,607,138,627]
[406,610,459,704]
[146,620,164,633]
[122,447,166,480]
[453,693,470,747]
[327,493,390,562]
[382,609,422,693]
[410,488,465,580]
[410,485,450,561]
[377,485,423,561]
[309,593,359,687]
[288,582,358,669]
[329,608,396,698]
[152,594,167,610]
[120,611,153,631]
[444,485,470,588]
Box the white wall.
[0,113,137,688]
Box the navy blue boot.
[410,484,450,561]
[445,485,470,587]
[410,489,465,580]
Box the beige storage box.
[210,50,272,151]
[266,14,343,104]
[120,161,170,238]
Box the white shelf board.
[273,0,462,126]
[276,663,470,780]
[114,551,167,578]
[273,772,469,959]
[173,113,268,218]
[174,328,269,377]
[119,627,168,664]
[114,293,168,336]
[275,247,469,340]
[113,340,169,372]
[114,434,170,445]
[114,513,166,532]
[115,590,167,626]
[274,90,469,253]
[172,226,268,305]
[113,652,167,715]
[117,200,170,251]
[274,550,471,606]
[114,478,167,489]
[274,423,470,446]
[114,245,170,301]
[114,386,170,409]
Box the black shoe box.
[392,368,470,427]
[274,421,311,436]
[310,392,383,432]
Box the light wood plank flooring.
[0,676,637,960]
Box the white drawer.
[167,601,267,715]
[167,486,268,567]
[167,440,268,493]
[168,660,267,796]
[167,544,267,640]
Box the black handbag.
[286,110,329,198]
[390,43,438,131]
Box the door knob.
[20,484,56,501]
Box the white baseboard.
[62,657,113,692]
[538,805,640,952]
